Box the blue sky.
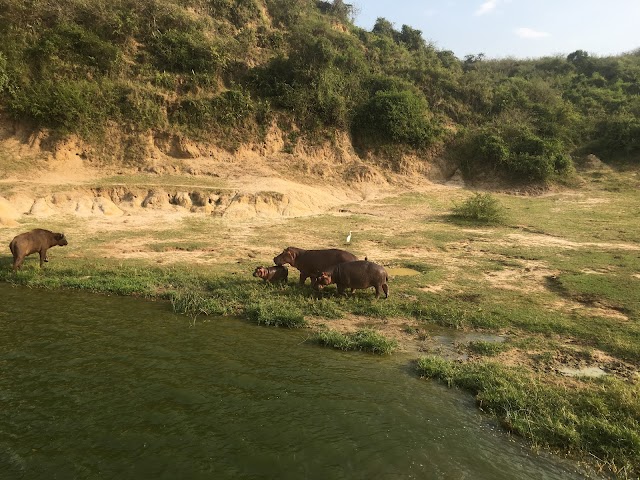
[353,0,640,59]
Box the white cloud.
[515,27,551,39]
[475,0,498,16]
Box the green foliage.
[0,0,638,175]
[451,193,506,224]
[353,89,440,148]
[313,328,398,354]
[147,28,225,73]
[0,52,8,93]
[28,22,122,76]
[592,113,640,157]
[8,79,116,135]
[463,128,573,182]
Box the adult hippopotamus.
[253,265,289,284]
[9,228,68,271]
[273,246,357,285]
[314,260,389,298]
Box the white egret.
[346,231,352,243]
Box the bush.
[353,89,440,148]
[451,193,506,224]
[8,79,115,135]
[592,114,640,157]
[466,128,573,182]
[147,29,224,73]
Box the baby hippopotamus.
[314,260,389,298]
[253,265,289,284]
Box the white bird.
[346,231,352,244]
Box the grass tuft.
[313,328,397,355]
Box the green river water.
[0,284,597,479]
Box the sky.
[352,0,640,59]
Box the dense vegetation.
[0,0,638,180]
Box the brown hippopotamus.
[9,228,68,271]
[273,246,357,285]
[314,260,389,298]
[253,265,288,284]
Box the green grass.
[313,328,398,355]
[416,357,640,478]
[466,340,510,356]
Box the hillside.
[0,0,639,187]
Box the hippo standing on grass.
[253,265,289,284]
[314,260,389,299]
[273,246,357,285]
[9,229,68,271]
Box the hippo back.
[296,249,357,273]
[333,260,387,288]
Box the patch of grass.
[467,340,510,356]
[313,328,397,355]
[149,241,209,252]
[416,357,640,478]
[450,192,507,224]
[412,301,505,330]
[245,299,307,328]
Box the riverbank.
[1,162,639,477]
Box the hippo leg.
[374,285,381,298]
[337,284,347,297]
[299,272,308,285]
[12,256,24,271]
[39,249,47,268]
[382,283,389,299]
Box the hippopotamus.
[9,228,68,271]
[253,265,288,284]
[273,246,357,285]
[314,260,389,298]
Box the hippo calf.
[253,265,288,284]
[315,260,389,299]
[9,228,68,271]
[273,246,357,285]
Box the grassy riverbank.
[1,165,640,477]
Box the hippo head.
[314,271,333,289]
[55,233,68,247]
[253,266,267,278]
[273,248,295,266]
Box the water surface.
[0,284,596,479]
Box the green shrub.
[29,22,122,75]
[464,128,573,182]
[8,79,115,135]
[353,89,440,148]
[147,29,224,73]
[592,113,640,157]
[451,193,506,224]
